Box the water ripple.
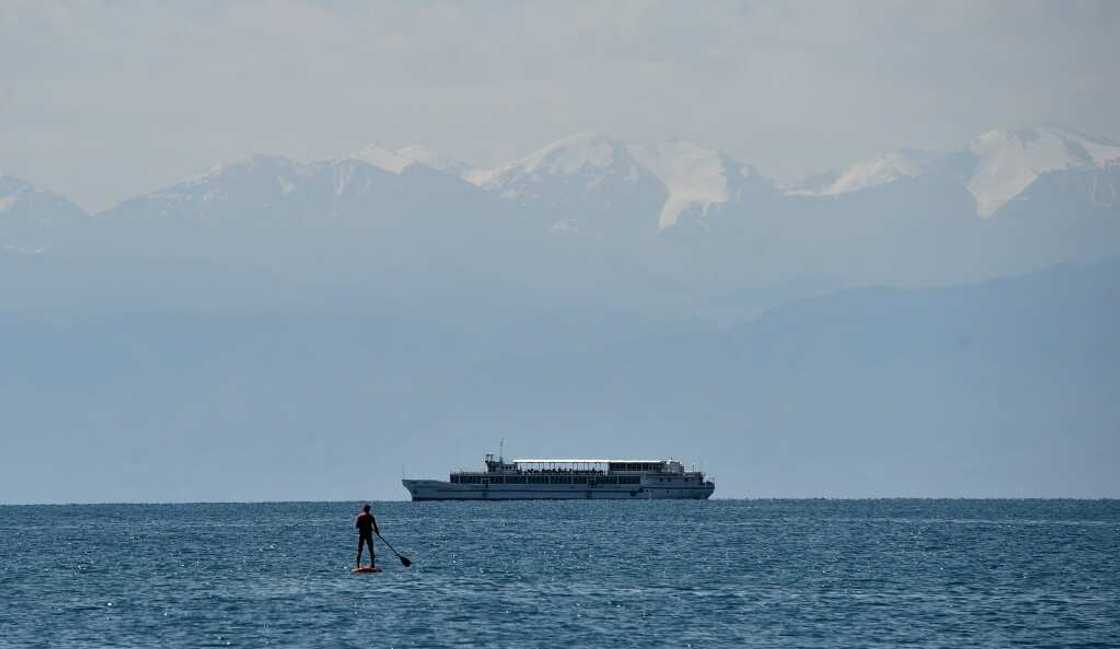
[1,500,1118,647]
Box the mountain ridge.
[2,255,1117,501]
[93,124,1120,225]
[4,124,1119,297]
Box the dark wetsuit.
[356,512,378,565]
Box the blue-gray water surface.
[2,500,1118,648]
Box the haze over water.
[3,2,1119,504]
[3,2,1120,646]
[3,500,1118,648]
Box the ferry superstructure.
[402,454,715,501]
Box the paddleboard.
[352,565,382,574]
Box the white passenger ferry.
[402,454,715,500]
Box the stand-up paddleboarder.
[355,504,380,568]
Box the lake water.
[2,500,1118,647]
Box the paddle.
[376,533,413,567]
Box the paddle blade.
[399,555,412,568]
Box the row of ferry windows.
[451,475,642,485]
[608,463,663,472]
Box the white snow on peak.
[967,126,1120,217]
[351,145,419,174]
[516,133,630,176]
[629,141,739,228]
[786,149,938,198]
[470,134,635,187]
[1077,136,1120,167]
[819,152,930,196]
[394,145,468,175]
[349,144,468,176]
[473,134,751,229]
[788,126,1120,217]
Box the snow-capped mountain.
[93,125,1120,243]
[967,126,1120,217]
[1,175,86,221]
[103,153,492,228]
[10,125,1116,293]
[791,149,944,197]
[795,126,1120,218]
[350,144,469,177]
[466,134,667,236]
[0,175,88,251]
[628,140,763,229]
[469,134,639,189]
[469,134,769,233]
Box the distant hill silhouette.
[1,257,1116,502]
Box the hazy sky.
[2,0,1118,211]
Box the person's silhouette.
[355,503,380,567]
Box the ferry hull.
[402,479,714,501]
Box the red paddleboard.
[352,565,382,574]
